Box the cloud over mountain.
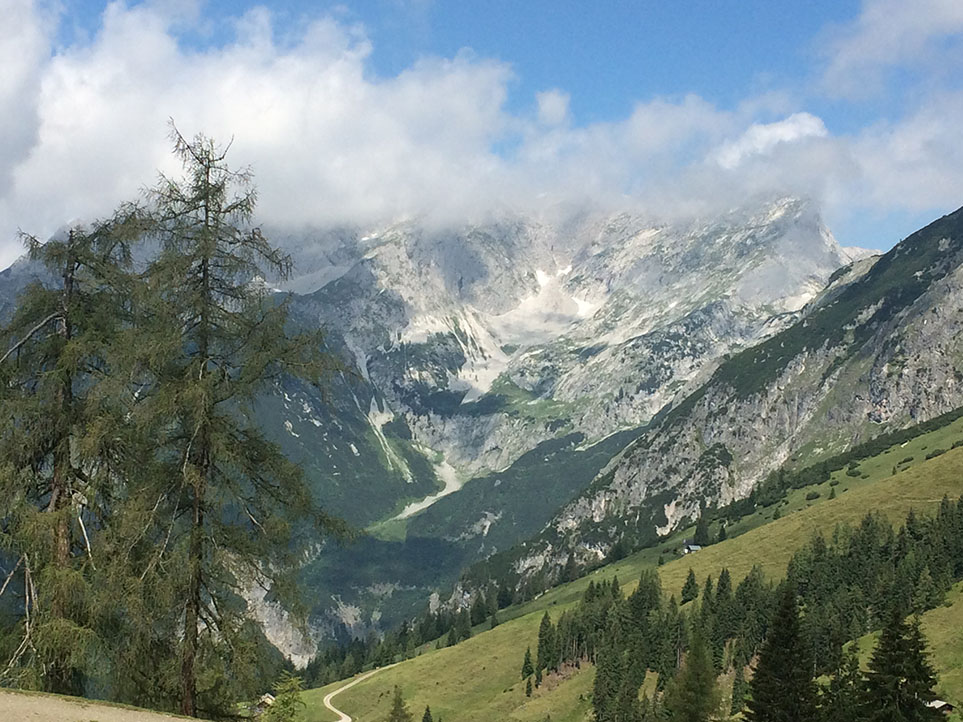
[0,0,961,267]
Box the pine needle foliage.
[387,685,414,722]
[109,126,345,716]
[862,609,941,722]
[745,583,818,722]
[0,212,141,694]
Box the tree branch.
[0,311,62,365]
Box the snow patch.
[394,458,463,519]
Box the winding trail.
[322,664,396,722]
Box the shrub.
[805,491,820,501]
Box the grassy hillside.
[303,442,963,722]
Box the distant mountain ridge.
[502,204,963,587]
[0,196,863,647]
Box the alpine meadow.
[2,2,963,721]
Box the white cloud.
[0,0,51,196]
[820,0,963,98]
[0,1,961,268]
[535,89,570,126]
[712,113,828,170]
[848,91,963,211]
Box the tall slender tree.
[862,609,940,722]
[387,686,414,722]
[745,583,818,722]
[820,645,863,722]
[662,625,720,722]
[126,126,344,716]
[681,569,699,604]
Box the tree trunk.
[181,476,203,717]
[182,186,213,718]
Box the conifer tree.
[563,551,578,583]
[522,646,534,679]
[614,675,643,722]
[262,673,306,722]
[422,705,433,722]
[0,213,141,693]
[730,665,748,716]
[693,516,710,546]
[820,645,862,722]
[862,609,940,722]
[662,625,720,722]
[122,127,344,716]
[387,686,414,722]
[537,612,557,672]
[592,636,624,722]
[681,569,699,604]
[456,608,472,641]
[745,584,818,722]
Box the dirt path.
[322,665,394,722]
[0,689,186,722]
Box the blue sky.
[2,0,962,266]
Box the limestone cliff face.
[282,197,855,480]
[516,206,963,577]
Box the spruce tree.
[592,637,624,722]
[537,612,557,673]
[124,128,344,716]
[820,645,862,722]
[522,646,534,680]
[681,569,699,604]
[730,665,748,716]
[387,686,414,722]
[563,551,578,583]
[693,516,710,546]
[863,609,940,722]
[262,673,306,722]
[456,609,472,641]
[422,705,433,722]
[662,625,720,722]
[745,584,818,722]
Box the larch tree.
[0,213,140,693]
[127,126,345,716]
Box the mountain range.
[14,195,957,661]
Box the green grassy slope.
[303,443,963,722]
